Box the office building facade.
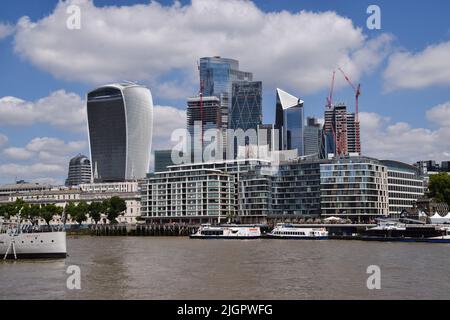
[303,117,322,157]
[320,157,389,222]
[323,104,360,156]
[275,88,305,156]
[87,83,153,182]
[154,150,176,173]
[230,81,262,131]
[380,160,424,215]
[65,154,92,187]
[199,56,253,107]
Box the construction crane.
[338,68,361,122]
[338,67,361,153]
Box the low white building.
[2,181,141,224]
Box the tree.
[65,202,78,223]
[74,201,89,225]
[40,204,60,225]
[106,196,127,224]
[428,173,450,206]
[88,202,103,225]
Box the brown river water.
[1,236,449,299]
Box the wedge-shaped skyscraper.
[87,83,153,182]
[275,88,305,156]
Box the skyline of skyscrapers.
[87,83,153,182]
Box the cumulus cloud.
[0,163,67,184]
[383,41,450,91]
[3,137,87,163]
[152,105,186,151]
[1,137,87,184]
[0,23,14,40]
[426,101,450,127]
[360,102,450,163]
[0,90,86,132]
[13,0,392,96]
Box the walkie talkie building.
[87,83,153,182]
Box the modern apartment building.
[320,156,389,222]
[380,160,424,215]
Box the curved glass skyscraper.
[87,83,153,182]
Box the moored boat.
[189,224,261,239]
[265,223,329,240]
[361,219,450,243]
[1,221,67,260]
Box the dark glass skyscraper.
[87,83,153,182]
[230,81,262,131]
[275,88,305,156]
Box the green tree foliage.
[428,172,450,205]
[74,201,89,225]
[40,204,61,225]
[88,202,103,224]
[105,196,127,224]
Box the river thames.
[1,236,449,300]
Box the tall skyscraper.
[199,56,253,104]
[323,103,360,157]
[230,81,262,131]
[65,154,92,187]
[186,96,226,162]
[304,117,322,157]
[275,88,305,156]
[87,83,153,182]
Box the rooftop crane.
[338,68,361,122]
[338,67,361,153]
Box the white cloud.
[383,41,450,91]
[13,0,392,96]
[0,90,86,132]
[152,105,186,151]
[426,101,450,127]
[0,134,8,148]
[1,137,87,184]
[3,137,87,163]
[0,163,66,184]
[0,23,14,40]
[360,102,450,163]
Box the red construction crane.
[338,67,361,154]
[338,68,361,122]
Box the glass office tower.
[199,56,253,107]
[230,81,262,131]
[275,88,305,156]
[87,83,153,182]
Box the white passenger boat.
[1,221,67,260]
[190,224,261,239]
[266,223,329,240]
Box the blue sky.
[0,0,449,184]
